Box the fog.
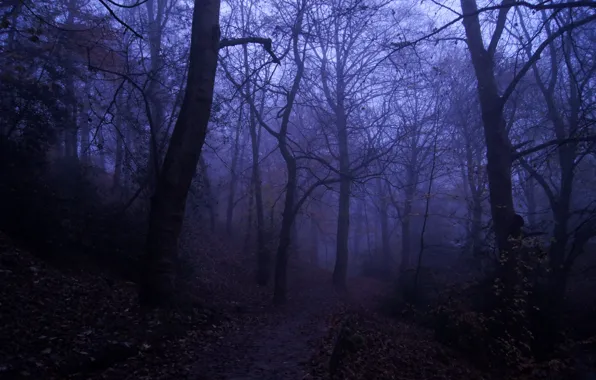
[1,0,596,379]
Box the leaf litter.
[1,230,497,380]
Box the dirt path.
[192,271,343,380]
[192,306,334,380]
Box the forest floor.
[0,229,490,380]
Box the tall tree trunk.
[333,175,350,290]
[145,0,166,193]
[460,0,515,255]
[244,178,255,251]
[400,193,413,273]
[139,0,221,308]
[413,139,437,301]
[199,157,217,232]
[378,181,391,277]
[226,108,244,234]
[273,158,296,304]
[399,165,417,273]
[249,109,269,286]
[332,99,350,290]
[364,200,372,258]
[518,15,579,307]
[79,81,91,164]
[243,44,269,286]
[265,2,306,303]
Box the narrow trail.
[192,269,352,380]
[196,310,329,380]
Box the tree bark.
[79,81,91,164]
[378,180,391,277]
[139,0,221,308]
[199,156,217,232]
[399,189,413,273]
[333,163,351,290]
[332,93,350,291]
[240,38,270,286]
[271,2,307,303]
[460,0,516,255]
[273,158,296,304]
[399,162,418,273]
[225,108,244,235]
[244,176,255,251]
[145,0,167,193]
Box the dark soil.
[0,229,499,380]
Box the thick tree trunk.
[271,4,306,303]
[332,97,350,290]
[146,0,166,193]
[460,0,516,255]
[250,122,269,285]
[242,43,269,286]
[139,0,221,308]
[273,159,297,305]
[333,175,350,290]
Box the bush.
[0,138,144,281]
[428,237,560,374]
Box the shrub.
[429,237,556,374]
[0,138,144,281]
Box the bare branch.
[487,0,514,56]
[380,0,595,70]
[98,0,143,39]
[512,135,596,160]
[104,0,149,8]
[293,177,341,217]
[502,13,596,104]
[219,37,281,64]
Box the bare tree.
[139,0,280,307]
[458,0,596,257]
[308,0,391,290]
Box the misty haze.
[1,0,595,379]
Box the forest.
[0,0,595,379]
